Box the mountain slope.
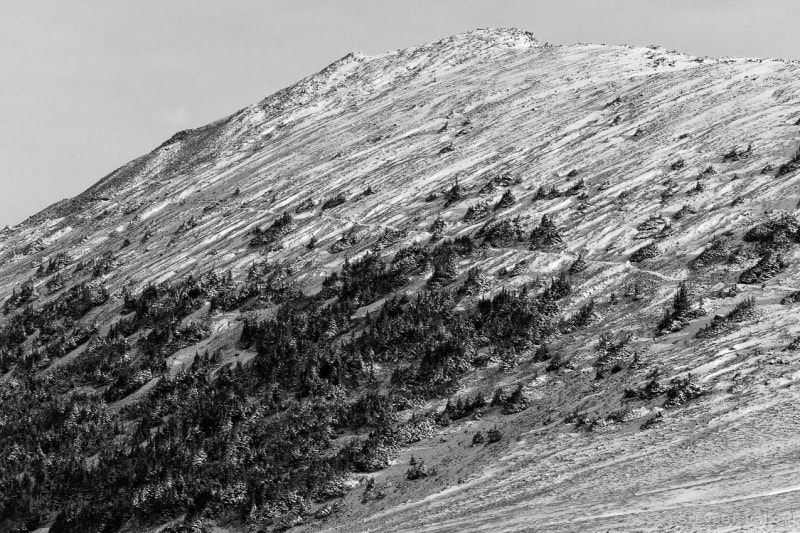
[2,28,800,532]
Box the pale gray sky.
[1,1,797,227]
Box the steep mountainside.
[3,28,800,532]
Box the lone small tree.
[487,426,503,443]
[673,282,691,318]
[444,178,464,207]
[658,282,704,333]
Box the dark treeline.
[0,234,577,532]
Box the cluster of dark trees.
[0,226,587,532]
[0,281,108,373]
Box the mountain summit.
[2,28,800,532]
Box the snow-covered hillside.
[3,28,800,532]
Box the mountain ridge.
[2,27,800,532]
[9,26,793,232]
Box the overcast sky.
[1,0,798,227]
